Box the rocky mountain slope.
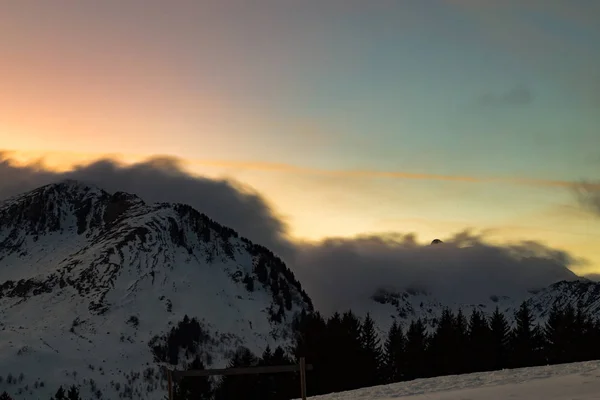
[0,180,312,400]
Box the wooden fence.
[167,357,313,400]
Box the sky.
[1,0,600,286]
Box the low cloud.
[0,153,295,260]
[0,152,583,313]
[477,85,533,108]
[294,233,579,314]
[576,182,600,217]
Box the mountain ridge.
[0,180,311,399]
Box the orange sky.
[1,1,599,275]
[3,149,599,277]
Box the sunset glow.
[1,1,599,275]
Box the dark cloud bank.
[0,153,590,314]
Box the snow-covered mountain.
[0,181,312,400]
[358,278,599,336]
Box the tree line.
[168,301,600,399]
[2,301,599,400]
[295,301,600,396]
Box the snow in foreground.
[308,360,600,400]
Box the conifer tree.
[590,318,600,361]
[339,311,365,391]
[51,386,66,400]
[67,385,81,400]
[467,309,491,373]
[544,303,566,364]
[383,320,406,383]
[454,309,468,373]
[562,303,577,362]
[429,308,456,376]
[404,318,428,380]
[292,310,328,395]
[324,312,347,393]
[511,301,542,367]
[360,313,383,387]
[489,306,510,370]
[574,301,595,361]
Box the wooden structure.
[167,357,312,400]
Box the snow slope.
[357,278,600,338]
[0,181,312,400]
[308,360,600,400]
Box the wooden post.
[167,369,173,400]
[299,357,307,400]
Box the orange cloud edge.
[1,149,597,190]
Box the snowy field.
[308,360,600,400]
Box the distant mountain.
[0,180,312,400]
[357,277,596,337]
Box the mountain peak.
[0,182,313,399]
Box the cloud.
[477,86,533,108]
[0,153,295,260]
[575,181,600,217]
[294,232,579,314]
[188,158,596,190]
[3,150,598,193]
[0,152,583,313]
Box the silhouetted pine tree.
[590,318,600,361]
[51,386,66,400]
[338,311,365,391]
[0,392,14,400]
[429,308,457,376]
[467,309,492,372]
[562,304,578,362]
[489,306,510,370]
[383,320,406,383]
[545,303,589,365]
[292,310,328,396]
[360,313,383,387]
[66,385,82,400]
[254,259,268,284]
[404,318,428,380]
[575,302,597,361]
[511,302,543,367]
[454,309,469,373]
[323,312,346,393]
[544,303,567,364]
